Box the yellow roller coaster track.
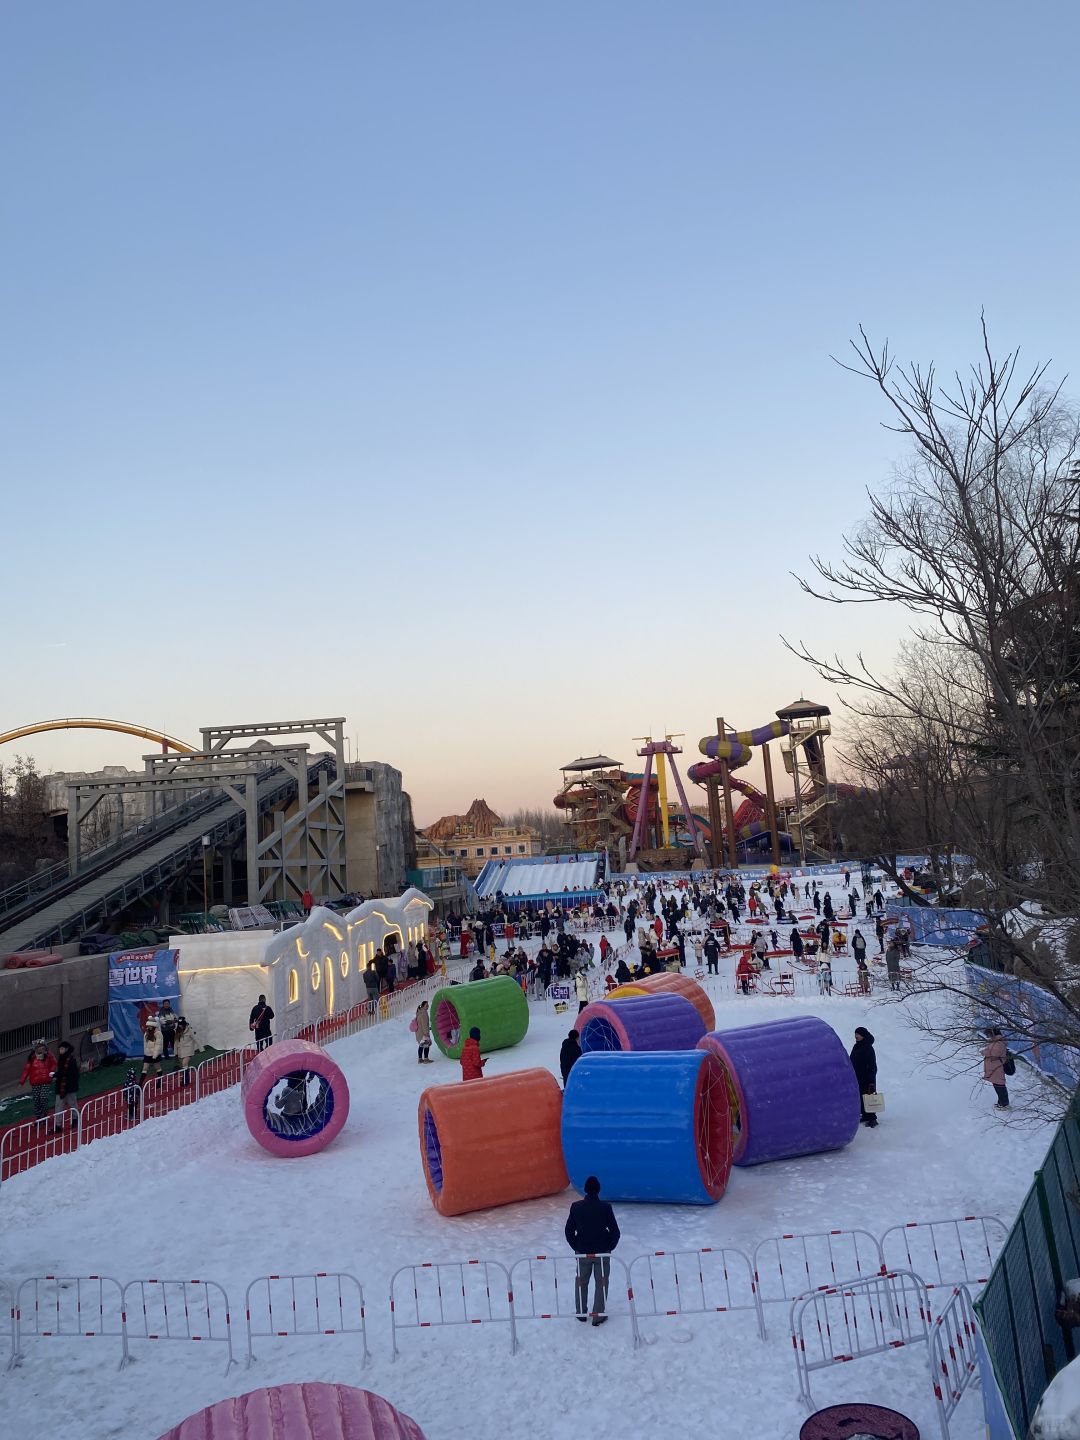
[0,718,196,753]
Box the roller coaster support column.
[716,717,738,870]
[762,743,781,868]
[627,748,655,861]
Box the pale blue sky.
[3,2,1078,821]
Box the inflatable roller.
[240,1039,350,1158]
[607,972,715,1031]
[576,993,705,1054]
[561,1051,731,1205]
[155,1382,426,1440]
[698,1016,860,1167]
[419,1068,568,1217]
[429,976,528,1060]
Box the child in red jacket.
[460,1027,485,1081]
[20,1041,57,1120]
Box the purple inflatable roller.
[698,1016,860,1167]
[577,994,706,1054]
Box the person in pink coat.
[982,1027,1010,1109]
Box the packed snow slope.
[0,878,1056,1440]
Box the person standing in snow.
[575,970,590,1013]
[850,1027,879,1128]
[415,1000,433,1064]
[141,1018,164,1079]
[982,1027,1010,1109]
[123,1066,141,1123]
[20,1041,57,1120]
[565,1176,621,1325]
[703,934,720,974]
[460,1026,485,1081]
[851,928,867,966]
[560,1028,582,1087]
[885,940,902,990]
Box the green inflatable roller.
[430,977,529,1059]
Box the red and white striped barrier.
[389,1260,516,1358]
[880,1216,1007,1297]
[754,1228,884,1307]
[628,1247,763,1340]
[244,1272,369,1367]
[509,1253,639,1347]
[929,1285,980,1438]
[121,1278,236,1374]
[11,1274,126,1369]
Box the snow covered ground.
[0,872,1057,1439]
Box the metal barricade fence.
[121,1278,236,1372]
[244,1272,370,1366]
[929,1286,979,1440]
[0,1113,80,1184]
[628,1247,764,1340]
[194,1049,243,1098]
[509,1254,639,1347]
[880,1216,1007,1298]
[790,1269,932,1412]
[78,1087,138,1144]
[137,1067,199,1123]
[389,1260,516,1358]
[12,1274,126,1369]
[754,1228,884,1306]
[1,1279,15,1370]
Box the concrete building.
[343,762,417,897]
[423,798,542,879]
[409,835,473,917]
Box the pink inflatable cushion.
[240,1039,350,1159]
[155,1381,426,1440]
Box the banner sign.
[107,948,181,1056]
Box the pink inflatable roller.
[240,1040,350,1158]
[155,1382,426,1440]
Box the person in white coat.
[174,1018,197,1087]
[141,1019,163,1078]
[575,971,590,1013]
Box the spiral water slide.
[687,721,791,850]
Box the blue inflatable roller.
[576,993,706,1053]
[698,1016,860,1167]
[560,1050,732,1205]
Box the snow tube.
[155,1382,426,1440]
[240,1039,350,1159]
[429,976,528,1060]
[419,1068,568,1216]
[561,1051,731,1205]
[576,993,705,1054]
[698,1016,860,1167]
[606,972,715,1031]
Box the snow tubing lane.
[418,1068,568,1216]
[561,1051,731,1205]
[576,993,706,1054]
[429,975,529,1060]
[240,1039,350,1159]
[606,971,715,1031]
[698,1016,861,1166]
[155,1381,427,1440]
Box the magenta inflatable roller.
[240,1039,350,1158]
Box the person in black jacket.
[565,1176,621,1324]
[850,1027,878,1128]
[614,957,632,984]
[249,995,275,1050]
[559,1029,582,1088]
[53,1041,80,1132]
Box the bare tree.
[786,321,1080,1101]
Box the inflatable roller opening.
[262,1070,335,1142]
[423,1106,443,1192]
[580,1016,621,1052]
[435,998,460,1045]
[696,1058,729,1194]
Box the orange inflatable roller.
[419,1068,568,1217]
[608,972,715,1031]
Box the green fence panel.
[977,1263,1026,1435]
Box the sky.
[3,2,1078,825]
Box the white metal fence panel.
[0,1115,80,1186]
[880,1216,1007,1295]
[1,1279,16,1370]
[929,1285,980,1439]
[137,1069,199,1123]
[121,1278,236,1372]
[754,1228,884,1305]
[12,1274,126,1369]
[509,1254,639,1347]
[791,1269,932,1411]
[628,1247,764,1339]
[244,1272,370,1365]
[389,1260,516,1357]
